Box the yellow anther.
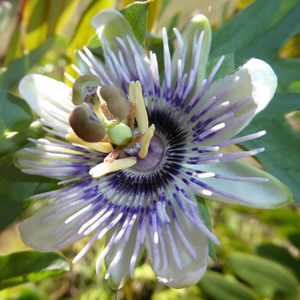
[89,157,137,178]
[139,124,155,159]
[66,130,113,153]
[129,81,148,134]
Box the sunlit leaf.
[120,1,149,47]
[0,37,56,91]
[0,154,58,231]
[229,253,299,300]
[120,0,162,32]
[3,24,20,68]
[22,0,78,51]
[65,0,115,83]
[199,271,259,300]
[0,251,70,290]
[0,91,33,137]
[0,124,45,159]
[0,284,47,300]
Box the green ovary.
[106,123,133,146]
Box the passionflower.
[15,10,292,289]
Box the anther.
[99,85,130,120]
[69,106,106,142]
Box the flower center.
[66,76,156,178]
[129,133,166,173]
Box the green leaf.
[228,253,300,300]
[199,271,259,300]
[209,0,300,204]
[22,0,78,51]
[0,37,56,91]
[65,0,114,81]
[0,125,45,159]
[0,92,33,137]
[120,1,149,47]
[257,244,300,282]
[0,251,70,290]
[271,57,300,93]
[210,0,300,63]
[87,35,104,61]
[288,233,300,252]
[238,92,300,203]
[0,154,58,231]
[196,197,217,260]
[206,53,235,82]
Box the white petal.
[14,141,63,179]
[171,14,211,92]
[145,198,209,288]
[199,159,293,208]
[91,10,149,69]
[19,198,91,252]
[245,58,277,114]
[19,74,74,128]
[196,58,277,146]
[105,222,145,289]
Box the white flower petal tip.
[19,74,73,120]
[189,14,211,27]
[91,10,128,41]
[157,260,208,289]
[200,160,293,209]
[242,58,277,114]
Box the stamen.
[127,102,137,131]
[100,102,114,120]
[66,129,113,153]
[99,85,130,121]
[139,124,155,159]
[89,157,137,178]
[104,146,125,163]
[129,81,148,134]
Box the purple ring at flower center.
[130,134,166,173]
